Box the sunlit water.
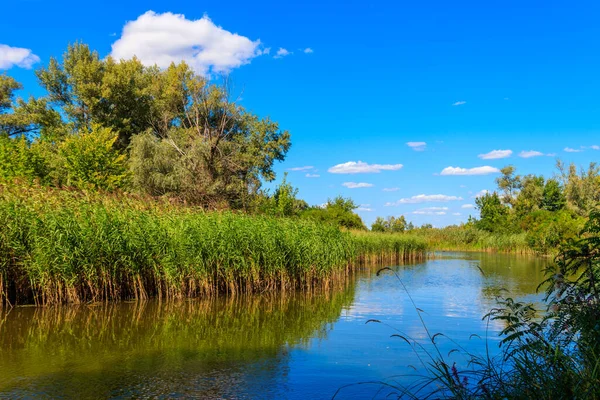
[0,252,548,399]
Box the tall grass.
[410,226,533,254]
[0,183,427,305]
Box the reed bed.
[411,226,533,254]
[0,184,427,305]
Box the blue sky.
[2,0,600,227]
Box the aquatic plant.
[0,183,427,305]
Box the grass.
[0,183,427,305]
[409,226,533,254]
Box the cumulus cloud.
[0,44,40,69]
[303,48,314,54]
[413,210,446,215]
[342,182,373,189]
[288,166,313,171]
[452,101,466,106]
[406,141,426,151]
[357,204,373,212]
[591,145,600,150]
[564,147,582,153]
[473,189,489,198]
[110,11,264,75]
[385,194,463,206]
[420,207,449,211]
[440,166,500,176]
[478,149,512,159]
[328,161,403,174]
[274,48,291,58]
[452,212,461,216]
[382,187,400,192]
[519,150,544,158]
[305,173,320,178]
[461,204,475,209]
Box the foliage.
[58,124,128,190]
[0,135,47,182]
[300,196,366,230]
[0,183,424,305]
[371,215,408,233]
[557,160,600,217]
[475,192,511,232]
[0,43,291,210]
[522,209,585,254]
[496,165,521,206]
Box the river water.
[0,252,548,399]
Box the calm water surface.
[0,252,548,399]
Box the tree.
[514,175,545,218]
[58,124,128,190]
[301,196,366,230]
[496,165,522,206]
[371,215,407,233]
[557,160,600,216]
[475,192,510,232]
[128,73,290,209]
[542,179,566,212]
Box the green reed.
[410,226,533,254]
[0,183,427,305]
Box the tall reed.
[0,183,427,305]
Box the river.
[0,252,548,399]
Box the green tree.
[475,192,510,232]
[514,175,545,218]
[301,196,366,230]
[0,134,47,182]
[542,178,566,212]
[371,217,387,232]
[371,215,407,233]
[557,160,600,216]
[496,165,522,206]
[58,124,128,190]
[128,74,290,209]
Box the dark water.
[0,252,548,399]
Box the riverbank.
[0,184,427,305]
[409,226,537,254]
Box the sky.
[2,0,600,227]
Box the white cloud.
[357,204,373,212]
[473,189,489,198]
[519,150,544,158]
[274,48,291,58]
[342,182,374,189]
[110,11,264,75]
[382,187,400,192]
[303,48,314,54]
[0,44,40,70]
[591,145,600,150]
[461,204,475,209]
[305,173,320,178]
[478,149,512,159]
[328,161,403,174]
[413,210,446,215]
[406,141,427,151]
[564,147,582,153]
[385,194,463,206]
[452,212,461,216]
[452,101,466,106]
[419,207,449,211]
[288,166,313,171]
[440,166,500,176]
